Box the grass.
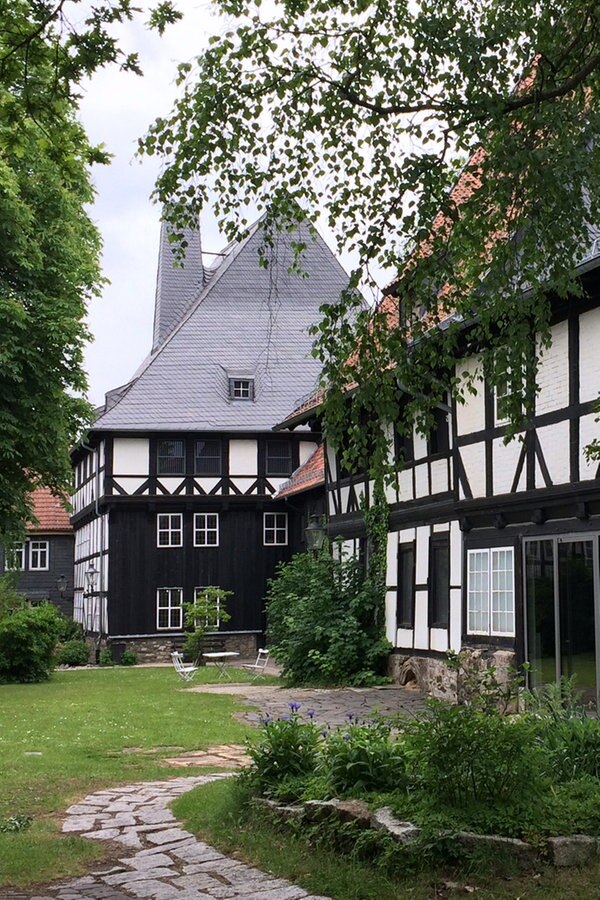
[174,779,600,900]
[0,665,265,887]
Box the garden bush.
[54,639,89,667]
[99,648,115,666]
[120,649,138,666]
[0,603,63,682]
[323,720,408,795]
[266,547,390,685]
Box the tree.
[141,0,600,470]
[0,1,181,542]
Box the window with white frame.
[6,543,25,570]
[264,512,288,546]
[156,588,183,629]
[194,513,219,547]
[29,540,49,571]
[156,513,183,547]
[194,587,221,628]
[229,378,254,400]
[467,547,515,636]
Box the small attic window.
[229,378,254,400]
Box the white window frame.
[467,547,515,637]
[6,543,25,571]
[156,587,183,630]
[194,587,221,629]
[29,540,49,571]
[264,512,288,546]
[156,513,183,547]
[193,513,219,547]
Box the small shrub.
[0,571,26,617]
[241,706,321,799]
[0,815,32,833]
[55,615,84,644]
[407,700,546,806]
[54,639,89,667]
[323,720,408,795]
[0,603,63,683]
[120,649,138,666]
[98,648,115,667]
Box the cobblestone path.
[9,775,329,900]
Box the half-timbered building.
[71,218,347,660]
[280,240,600,704]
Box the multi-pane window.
[264,512,288,546]
[194,587,221,629]
[229,378,254,400]
[7,544,25,571]
[397,542,415,628]
[195,440,222,475]
[467,547,515,636]
[429,535,450,628]
[157,439,185,475]
[157,513,183,547]
[194,513,219,547]
[29,540,49,571]
[266,441,292,476]
[156,588,183,629]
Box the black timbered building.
[71,218,348,660]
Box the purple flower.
[307,709,315,720]
[261,714,271,725]
[288,701,301,713]
[345,711,355,721]
[342,732,351,741]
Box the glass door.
[525,535,600,708]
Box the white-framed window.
[467,547,515,636]
[229,378,254,400]
[29,540,49,571]
[194,513,219,547]
[264,512,288,546]
[156,587,183,629]
[156,513,183,547]
[6,543,25,571]
[194,587,221,629]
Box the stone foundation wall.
[107,633,259,664]
[388,647,517,701]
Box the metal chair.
[240,648,270,681]
[171,651,198,682]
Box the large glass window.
[156,513,183,547]
[157,588,183,629]
[194,513,219,547]
[195,440,221,475]
[157,440,185,475]
[467,547,515,636]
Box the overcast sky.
[78,2,365,408]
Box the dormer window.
[229,378,254,400]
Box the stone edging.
[254,797,600,869]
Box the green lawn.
[0,666,262,887]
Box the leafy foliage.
[54,639,89,667]
[241,707,321,800]
[0,1,182,541]
[0,603,63,683]
[324,720,407,796]
[182,586,233,662]
[266,546,390,685]
[0,572,26,618]
[120,649,138,666]
[141,0,600,482]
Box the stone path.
[189,682,426,728]
[13,775,328,900]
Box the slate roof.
[276,443,325,498]
[152,222,205,352]
[30,488,72,533]
[94,220,350,433]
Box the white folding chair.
[240,648,270,681]
[171,651,198,682]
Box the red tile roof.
[29,488,72,533]
[276,443,325,498]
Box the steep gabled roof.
[152,221,205,352]
[93,220,350,433]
